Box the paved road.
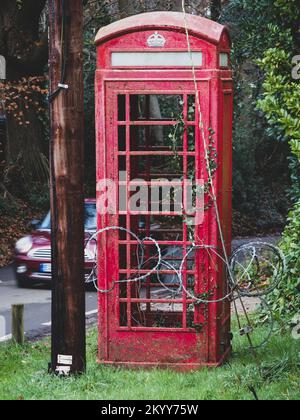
[0,235,280,342]
[232,235,280,250]
[0,265,98,342]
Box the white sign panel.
[111,52,203,67]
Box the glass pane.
[220,53,229,67]
[118,95,126,121]
[188,95,196,121]
[119,245,127,269]
[147,216,184,241]
[130,95,183,121]
[131,303,183,328]
[130,155,183,180]
[118,126,126,151]
[118,156,126,172]
[130,125,183,151]
[119,303,127,326]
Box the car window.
[40,212,51,230]
[85,203,97,231]
[39,203,97,231]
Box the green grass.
[0,325,299,400]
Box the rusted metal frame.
[116,91,122,329]
[212,79,224,359]
[138,228,183,234]
[119,240,194,246]
[137,173,185,178]
[128,146,187,152]
[101,72,219,82]
[117,121,196,126]
[204,80,215,361]
[182,93,189,329]
[119,181,186,186]
[118,151,196,156]
[119,211,196,216]
[119,269,196,275]
[117,327,196,333]
[132,202,182,210]
[145,95,152,316]
[119,298,195,304]
[127,283,183,288]
[194,86,202,335]
[141,255,194,261]
[98,79,110,361]
[125,93,132,328]
[134,283,184,288]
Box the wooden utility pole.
[48,0,86,375]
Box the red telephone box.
[95,12,233,370]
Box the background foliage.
[256,1,300,322]
[222,0,300,321]
[1,0,292,236]
[221,0,293,235]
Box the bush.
[221,1,292,233]
[257,39,300,324]
[24,184,49,210]
[267,200,300,323]
[223,0,300,320]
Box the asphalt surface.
[0,235,280,342]
[0,265,98,342]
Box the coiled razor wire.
[85,227,286,351]
[86,227,162,293]
[230,242,286,298]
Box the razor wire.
[85,227,285,349]
[85,226,162,293]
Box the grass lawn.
[0,325,299,400]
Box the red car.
[14,199,97,288]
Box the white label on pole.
[57,355,73,365]
[55,366,71,376]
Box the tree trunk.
[211,0,222,21]
[0,0,48,184]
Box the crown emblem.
[147,32,166,48]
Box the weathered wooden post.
[48,0,86,375]
[12,304,24,345]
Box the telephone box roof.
[95,12,229,46]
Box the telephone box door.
[97,80,214,368]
